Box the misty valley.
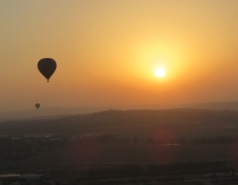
[1,109,238,184]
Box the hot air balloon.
[35,103,40,109]
[38,58,57,82]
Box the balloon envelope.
[38,58,57,82]
[35,103,40,109]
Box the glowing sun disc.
[154,68,166,78]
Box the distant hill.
[186,101,238,110]
[1,101,238,123]
[0,106,108,122]
[1,109,238,136]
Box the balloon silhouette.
[35,103,40,109]
[38,58,57,82]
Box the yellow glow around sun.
[154,68,166,78]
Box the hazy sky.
[1,0,238,112]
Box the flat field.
[1,143,238,169]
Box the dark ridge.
[0,109,238,135]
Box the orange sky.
[1,0,238,111]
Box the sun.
[154,68,166,78]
